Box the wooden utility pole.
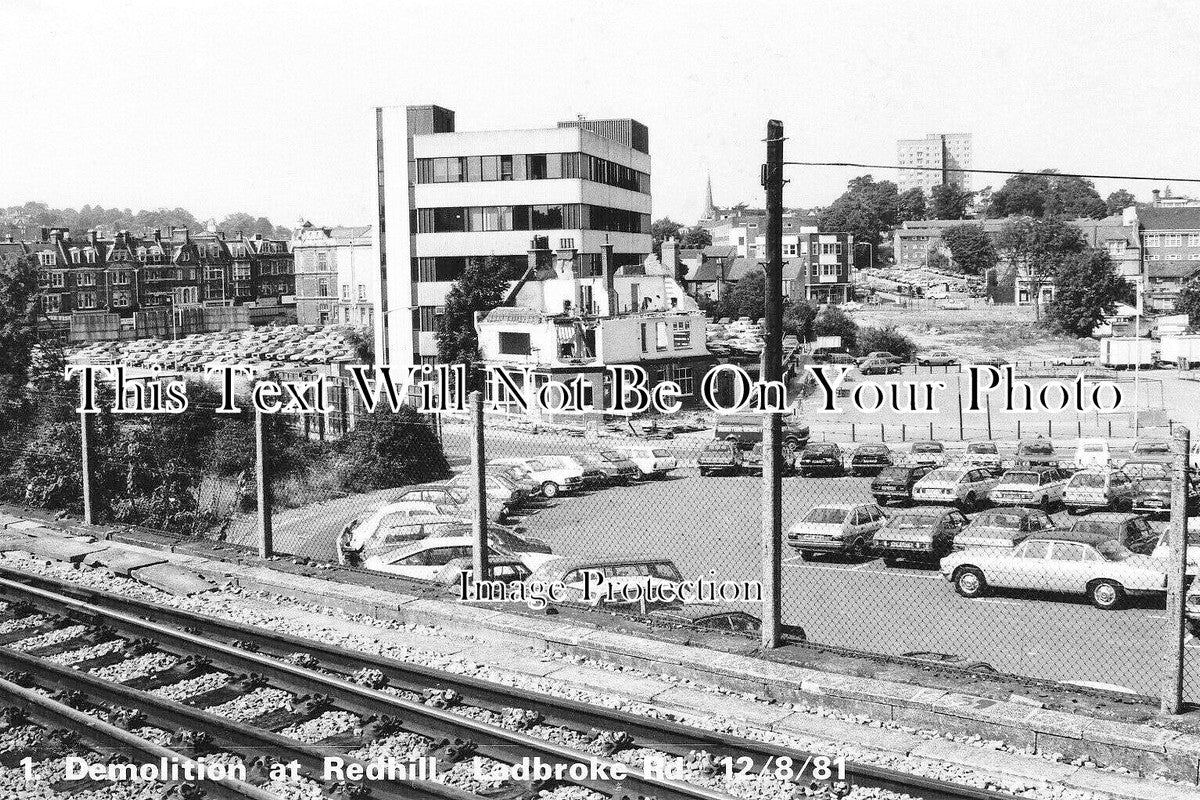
[255,406,273,559]
[761,119,785,649]
[469,391,490,585]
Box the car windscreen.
[912,443,943,453]
[857,446,887,454]
[925,469,963,482]
[1020,442,1053,454]
[972,513,1021,529]
[524,459,547,471]
[890,513,941,529]
[649,562,683,581]
[803,508,848,524]
[877,467,912,481]
[1095,540,1132,561]
[1081,443,1105,452]
[1137,479,1170,492]
[1070,521,1114,536]
[808,445,837,455]
[1135,442,1171,454]
[652,449,671,458]
[1000,472,1039,486]
[967,443,997,454]
[600,451,623,461]
[1070,473,1106,488]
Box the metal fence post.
[929,421,934,440]
[1163,425,1190,714]
[78,379,95,526]
[254,406,273,559]
[469,390,489,585]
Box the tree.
[929,184,974,220]
[857,326,916,361]
[718,269,767,320]
[651,217,685,257]
[1175,279,1200,330]
[813,306,858,350]
[335,406,450,492]
[1046,250,1131,338]
[996,217,1087,320]
[926,250,951,271]
[436,256,510,383]
[897,188,927,223]
[941,224,998,275]
[1105,190,1137,217]
[818,176,900,266]
[782,300,817,340]
[987,171,1106,219]
[679,225,712,250]
[0,254,41,424]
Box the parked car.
[1054,353,1096,367]
[918,351,957,367]
[913,467,998,510]
[524,554,686,613]
[352,534,556,581]
[988,467,1070,511]
[858,351,901,366]
[698,440,744,476]
[485,463,539,497]
[742,442,797,476]
[490,457,583,499]
[616,446,678,480]
[538,455,603,489]
[964,441,1003,475]
[849,444,893,476]
[1074,439,1112,470]
[336,514,552,569]
[940,532,1168,610]
[937,300,969,311]
[713,412,810,451]
[1120,460,1172,482]
[873,506,969,566]
[434,556,532,588]
[871,465,934,506]
[810,346,850,363]
[1067,513,1158,555]
[798,442,845,477]
[576,451,640,485]
[786,503,887,560]
[1151,528,1200,570]
[1126,439,1174,466]
[442,472,524,514]
[1130,476,1178,516]
[909,441,947,468]
[954,507,1056,551]
[1063,469,1136,514]
[1014,440,1059,469]
[859,358,902,375]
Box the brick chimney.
[39,226,49,241]
[662,236,679,275]
[88,229,98,247]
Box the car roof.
[975,506,1038,519]
[890,505,957,518]
[1032,530,1114,544]
[809,503,860,511]
[1069,512,1142,523]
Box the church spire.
[703,173,715,220]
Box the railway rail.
[0,565,1022,800]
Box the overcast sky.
[4,0,1198,227]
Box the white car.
[908,441,947,468]
[988,468,1069,510]
[616,446,677,479]
[355,535,556,581]
[913,467,999,510]
[490,457,582,498]
[1074,439,1111,470]
[786,503,887,560]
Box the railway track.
[0,565,1022,800]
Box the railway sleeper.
[124,655,210,691]
[0,617,66,645]
[250,692,334,732]
[25,625,119,657]
[184,673,267,708]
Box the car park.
[698,441,744,476]
[940,531,1168,610]
[849,444,893,476]
[1067,513,1158,555]
[964,441,1003,475]
[1014,440,1059,469]
[1074,439,1112,470]
[1063,469,1136,514]
[616,446,678,479]
[743,442,796,476]
[871,465,933,506]
[988,467,1069,510]
[873,506,968,566]
[786,503,887,560]
[913,467,998,510]
[954,507,1056,551]
[443,472,525,515]
[909,441,947,467]
[918,351,957,367]
[798,442,845,477]
[490,457,583,498]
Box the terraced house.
[372,104,652,366]
[12,226,295,344]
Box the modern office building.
[372,105,652,366]
[896,133,972,196]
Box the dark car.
[576,451,639,486]
[698,441,744,476]
[798,442,845,477]
[871,465,933,506]
[743,442,797,476]
[849,444,893,476]
[1014,440,1059,469]
[811,346,850,363]
[873,506,969,566]
[1129,476,1197,517]
[1067,513,1158,555]
[859,358,901,375]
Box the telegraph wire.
[783,161,1200,184]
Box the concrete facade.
[897,133,973,196]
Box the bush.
[856,326,917,361]
[813,307,858,350]
[335,406,450,493]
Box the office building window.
[527,154,547,180]
[417,306,439,331]
[481,155,500,181]
[500,155,513,181]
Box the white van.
[1074,439,1111,470]
[616,446,678,479]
